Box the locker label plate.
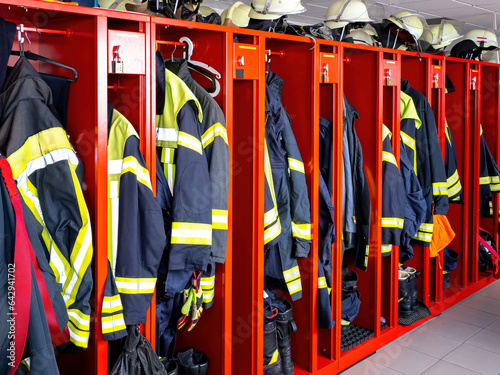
[108,30,145,74]
[234,43,258,80]
[320,52,338,84]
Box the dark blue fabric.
[341,291,361,323]
[0,18,16,120]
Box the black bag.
[110,325,167,375]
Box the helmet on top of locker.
[325,0,374,29]
[346,29,376,46]
[450,29,500,60]
[384,11,428,44]
[249,0,306,20]
[222,1,251,27]
[423,20,463,50]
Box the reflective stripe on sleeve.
[115,277,156,294]
[288,157,305,174]
[212,209,228,230]
[382,151,398,167]
[201,123,228,148]
[291,222,312,240]
[171,222,212,245]
[381,217,404,229]
[178,131,203,155]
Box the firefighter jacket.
[401,79,449,247]
[0,57,93,349]
[163,57,229,309]
[156,68,212,297]
[479,125,500,198]
[1,155,68,375]
[263,72,311,301]
[445,122,463,202]
[399,144,427,264]
[318,116,335,329]
[101,105,166,341]
[343,96,371,271]
[381,125,406,256]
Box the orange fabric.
[429,215,455,257]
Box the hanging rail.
[156,40,187,48]
[16,24,72,37]
[265,49,284,58]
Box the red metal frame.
[4,2,500,374]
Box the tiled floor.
[341,280,500,375]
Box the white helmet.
[99,0,130,10]
[222,1,251,27]
[386,11,426,42]
[347,29,376,46]
[249,0,306,20]
[425,21,462,49]
[325,0,373,29]
[199,6,217,17]
[464,29,499,49]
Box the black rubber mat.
[398,301,431,326]
[340,321,387,352]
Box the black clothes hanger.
[186,62,217,93]
[11,26,78,82]
[11,50,78,82]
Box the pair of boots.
[264,300,297,375]
[398,267,419,318]
[161,349,208,375]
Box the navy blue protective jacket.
[263,72,311,301]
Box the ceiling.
[202,0,500,30]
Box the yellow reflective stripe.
[382,151,398,167]
[480,125,483,136]
[212,209,228,230]
[264,206,279,227]
[491,184,500,192]
[200,275,215,288]
[341,319,351,326]
[365,245,369,267]
[161,147,175,164]
[381,244,392,253]
[288,157,305,173]
[201,123,228,148]
[7,127,74,180]
[102,295,123,314]
[115,277,156,294]
[448,180,462,197]
[291,222,312,240]
[400,131,417,174]
[381,217,404,228]
[414,231,432,241]
[157,127,178,143]
[287,278,302,294]
[264,140,278,207]
[171,222,212,245]
[22,359,30,370]
[102,313,127,334]
[283,266,300,282]
[68,321,90,347]
[420,223,434,231]
[480,176,495,185]
[178,131,203,155]
[445,125,452,145]
[202,290,215,303]
[269,350,279,365]
[123,156,153,190]
[264,218,281,245]
[492,176,500,184]
[62,162,94,309]
[447,170,459,186]
[68,311,90,331]
[318,277,328,288]
[433,183,448,195]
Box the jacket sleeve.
[168,103,212,273]
[425,106,449,215]
[25,155,93,349]
[264,139,281,249]
[381,128,406,255]
[102,122,165,341]
[479,125,500,198]
[283,117,311,258]
[444,123,463,202]
[200,107,230,264]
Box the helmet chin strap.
[250,0,273,14]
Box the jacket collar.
[401,78,411,94]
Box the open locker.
[264,35,317,375]
[151,18,232,375]
[1,1,110,374]
[479,63,500,278]
[339,43,396,370]
[315,40,342,373]
[444,58,480,299]
[400,52,447,310]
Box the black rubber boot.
[276,300,297,375]
[160,358,179,375]
[405,267,420,313]
[264,321,283,375]
[341,265,358,301]
[176,349,208,375]
[398,270,412,318]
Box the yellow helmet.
[424,21,462,49]
[386,11,426,42]
[325,0,373,29]
[464,29,498,49]
[347,29,376,46]
[222,1,251,27]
